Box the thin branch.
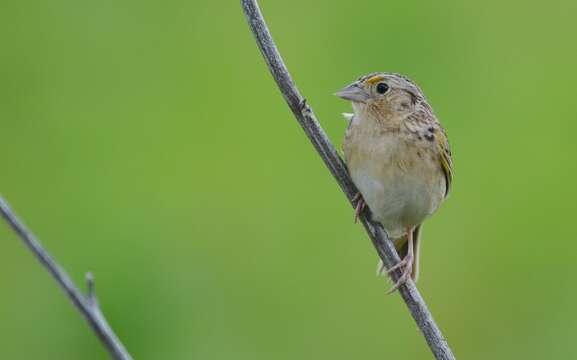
[0,196,133,360]
[240,1,456,359]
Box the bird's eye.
[376,83,389,94]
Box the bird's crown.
[356,72,426,101]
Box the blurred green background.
[1,0,577,358]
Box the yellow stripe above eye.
[366,75,385,84]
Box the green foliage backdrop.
[1,0,577,358]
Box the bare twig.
[0,197,133,360]
[240,1,456,359]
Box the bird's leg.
[386,227,415,294]
[352,193,366,223]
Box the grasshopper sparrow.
[336,72,453,292]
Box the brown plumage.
[336,72,453,292]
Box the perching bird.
[336,72,453,292]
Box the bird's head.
[335,72,427,120]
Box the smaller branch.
[0,196,133,360]
[86,272,97,304]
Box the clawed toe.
[385,227,415,295]
[385,254,413,295]
[353,193,366,223]
[385,257,408,274]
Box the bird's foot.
[352,193,366,223]
[385,252,414,294]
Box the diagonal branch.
[0,196,133,360]
[240,1,456,359]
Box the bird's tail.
[376,225,422,282]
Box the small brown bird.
[336,72,453,292]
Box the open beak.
[334,83,369,103]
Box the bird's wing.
[436,128,453,197]
[406,108,454,198]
